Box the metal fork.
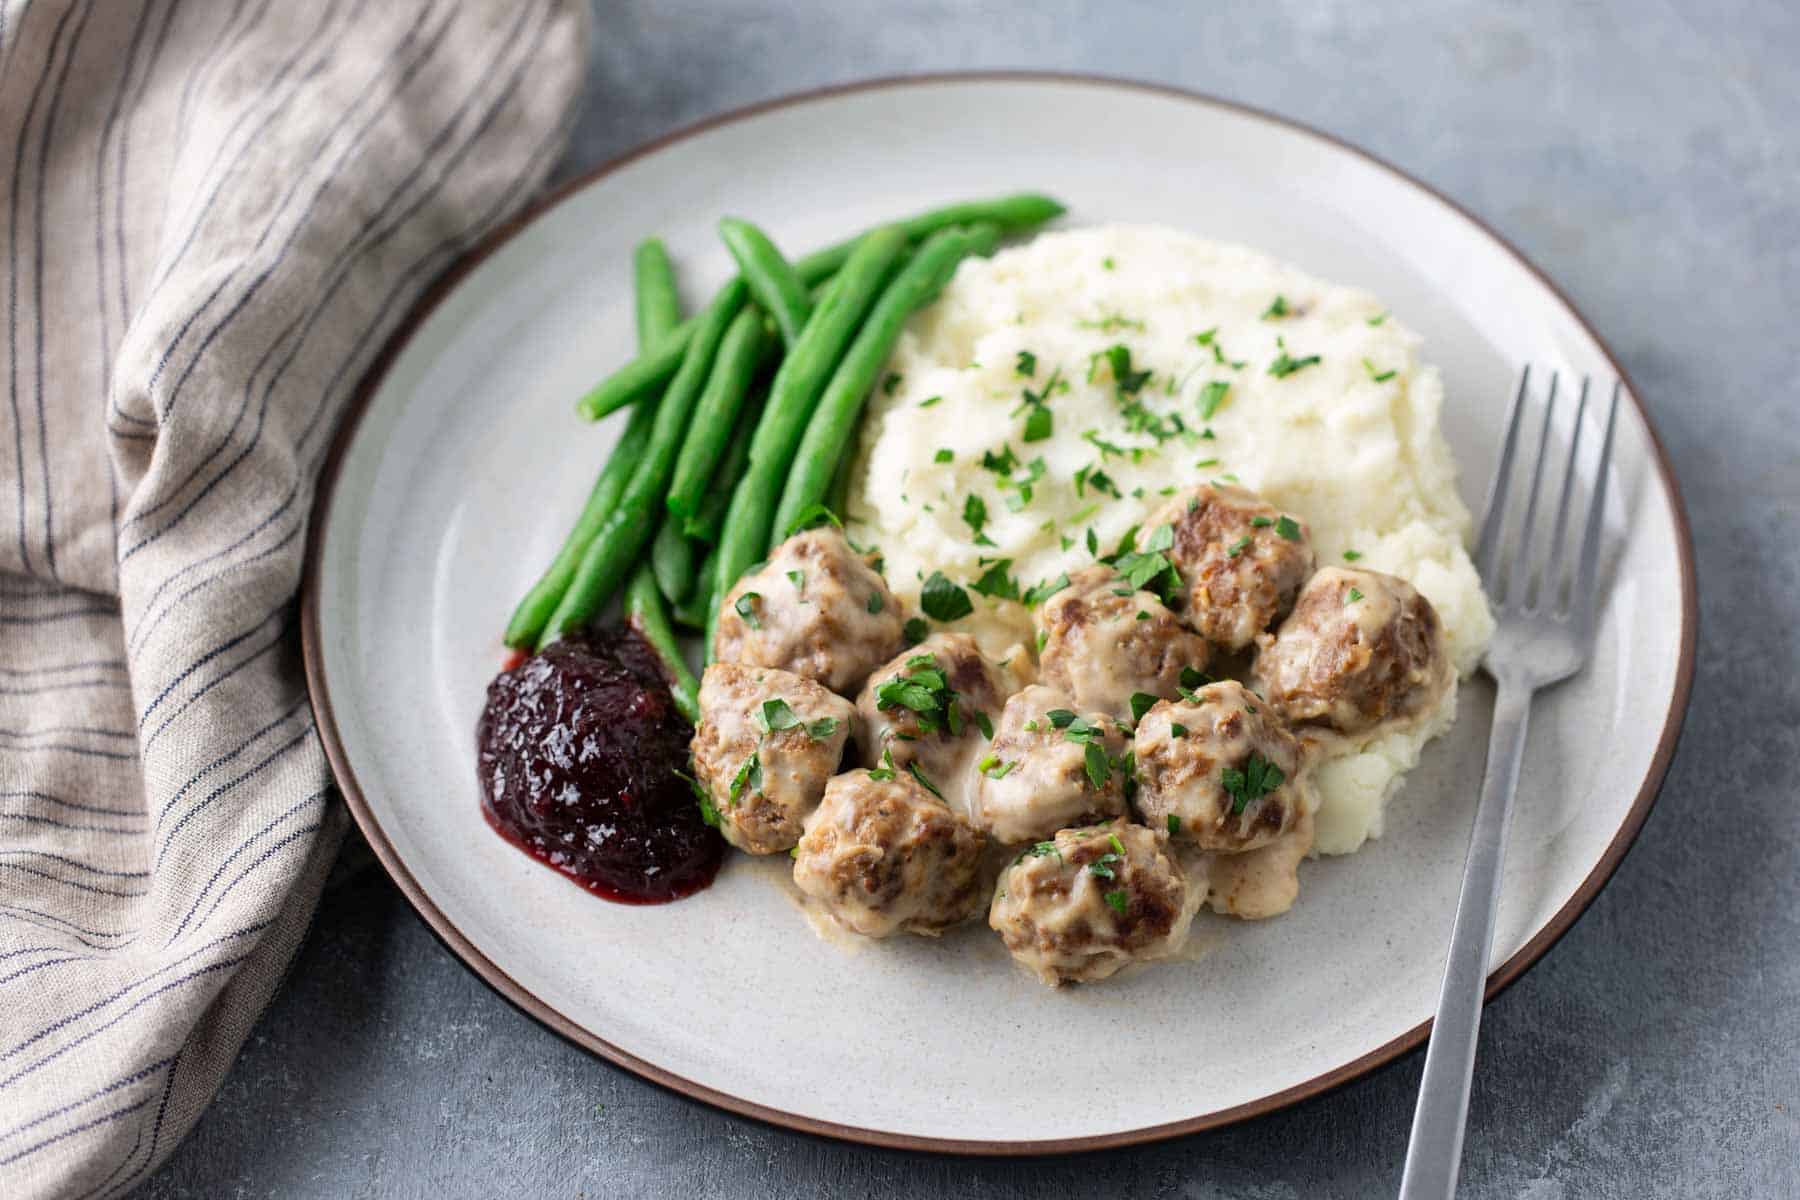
[1398,369,1621,1199]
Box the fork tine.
[1540,376,1590,611]
[1572,380,1621,636]
[1474,366,1532,582]
[1504,373,1559,609]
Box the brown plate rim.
[300,70,1697,1156]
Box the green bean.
[503,399,658,649]
[687,389,763,543]
[719,219,811,349]
[825,434,855,520]
[547,280,746,640]
[634,238,681,345]
[674,545,718,631]
[665,306,774,519]
[651,519,695,604]
[772,224,1000,540]
[709,226,908,631]
[624,564,700,722]
[575,194,1064,420]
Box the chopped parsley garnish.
[883,372,903,395]
[1221,753,1286,815]
[1362,357,1397,383]
[906,761,944,800]
[1250,515,1273,528]
[868,747,898,781]
[1268,337,1321,379]
[1015,349,1037,377]
[728,753,763,807]
[1135,610,1151,621]
[1073,464,1121,500]
[1195,457,1219,469]
[1077,312,1145,333]
[1226,534,1252,558]
[734,592,763,629]
[873,653,966,739]
[918,394,941,408]
[1166,814,1181,835]
[783,502,842,537]
[867,592,884,614]
[1261,294,1291,320]
[786,569,806,596]
[1046,708,1077,729]
[902,616,927,645]
[1021,403,1053,442]
[1102,256,1116,270]
[1101,344,1152,395]
[1368,311,1389,326]
[920,571,974,622]
[1129,692,1158,722]
[759,698,845,742]
[933,448,953,463]
[1194,327,1217,346]
[962,494,990,541]
[757,698,800,733]
[1087,851,1121,881]
[1103,890,1129,915]
[970,559,1021,601]
[1199,380,1230,421]
[1084,742,1111,789]
[1023,573,1071,607]
[1346,587,1365,604]
[974,711,994,740]
[1275,515,1302,541]
[978,755,1015,779]
[1343,549,1363,561]
[1169,723,1188,739]
[1025,840,1063,864]
[1179,665,1210,691]
[1082,430,1126,458]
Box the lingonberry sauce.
[477,626,721,904]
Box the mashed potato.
[845,226,1492,855]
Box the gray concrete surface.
[140,1,1800,1196]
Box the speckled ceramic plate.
[302,75,1694,1153]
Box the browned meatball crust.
[1146,483,1314,651]
[855,632,1015,813]
[989,821,1195,985]
[1132,680,1309,853]
[791,768,988,937]
[714,527,905,694]
[691,663,855,854]
[1035,564,1211,721]
[1253,566,1452,737]
[971,684,1130,844]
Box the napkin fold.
[0,1,586,1193]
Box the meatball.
[1146,483,1314,650]
[855,632,1015,813]
[1132,680,1309,854]
[791,768,988,937]
[1253,566,1452,737]
[1208,807,1314,921]
[971,685,1130,844]
[1035,565,1211,721]
[989,821,1195,986]
[690,663,855,855]
[714,527,904,694]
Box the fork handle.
[1398,682,1533,1200]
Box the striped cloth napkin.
[0,1,586,1194]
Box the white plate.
[302,75,1694,1153]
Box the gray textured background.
[141,1,1800,1196]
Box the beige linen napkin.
[0,1,586,1193]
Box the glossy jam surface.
[477,627,721,904]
